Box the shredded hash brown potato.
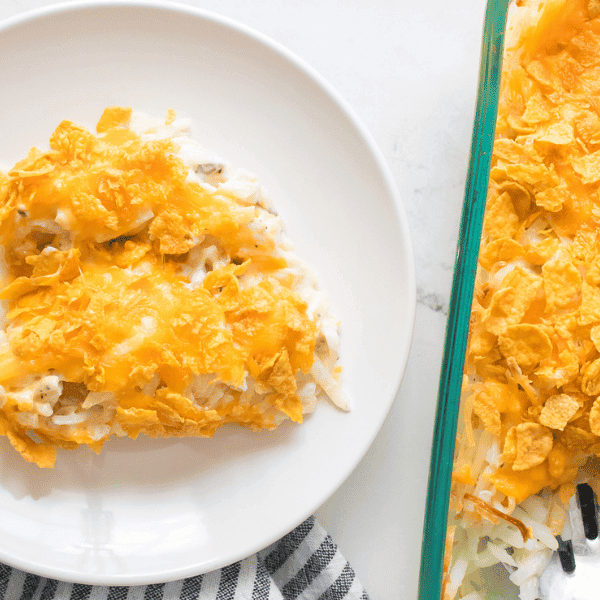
[445,1,600,598]
[0,107,349,468]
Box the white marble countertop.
[0,0,489,597]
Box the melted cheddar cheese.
[0,107,324,467]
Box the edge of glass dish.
[417,1,511,598]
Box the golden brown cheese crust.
[456,0,600,508]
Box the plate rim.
[0,0,417,585]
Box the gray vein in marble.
[416,287,448,316]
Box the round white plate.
[0,0,416,585]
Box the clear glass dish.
[417,1,511,598]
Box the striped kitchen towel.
[0,517,369,600]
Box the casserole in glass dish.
[418,0,600,598]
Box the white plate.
[0,0,416,585]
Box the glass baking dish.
[417,1,511,598]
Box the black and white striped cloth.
[0,517,369,600]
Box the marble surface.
[0,0,489,598]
